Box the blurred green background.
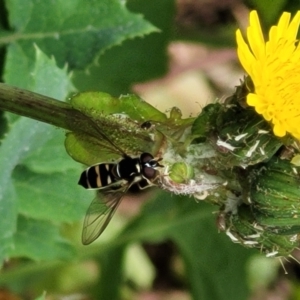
[0,0,300,299]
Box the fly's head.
[140,152,164,184]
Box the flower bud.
[169,162,194,183]
[222,157,300,257]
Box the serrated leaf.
[5,43,74,98]
[13,166,88,222]
[29,45,75,99]
[4,0,157,87]
[9,215,76,261]
[73,0,174,94]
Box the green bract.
[189,78,300,257]
[223,155,300,256]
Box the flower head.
[236,10,300,139]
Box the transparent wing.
[82,188,127,245]
[79,111,127,157]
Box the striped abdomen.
[78,163,118,189]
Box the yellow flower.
[236,10,300,139]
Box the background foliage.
[0,0,299,299]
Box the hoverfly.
[78,120,163,245]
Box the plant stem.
[0,83,99,138]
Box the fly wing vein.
[82,189,126,245]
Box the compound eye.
[143,166,156,179]
[140,153,154,163]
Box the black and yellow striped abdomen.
[78,163,117,189]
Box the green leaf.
[65,90,193,166]
[124,244,154,289]
[0,182,17,264]
[0,118,47,264]
[65,92,166,165]
[71,92,167,123]
[34,292,47,300]
[29,46,75,100]
[95,247,124,299]
[9,215,75,261]
[22,129,79,174]
[3,0,158,87]
[65,131,120,166]
[0,111,9,140]
[0,43,81,264]
[4,43,30,88]
[73,0,174,94]
[170,217,251,300]
[5,42,74,97]
[119,192,252,300]
[13,166,88,223]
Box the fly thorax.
[117,156,141,180]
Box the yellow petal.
[276,12,291,40]
[247,11,265,60]
[246,93,258,106]
[236,11,300,139]
[236,30,255,74]
[273,123,286,137]
[286,11,300,40]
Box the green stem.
[0,83,100,139]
